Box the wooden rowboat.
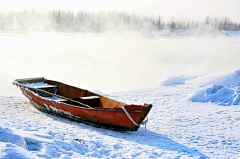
[13,77,152,131]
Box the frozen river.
[1,32,240,96]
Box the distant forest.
[0,10,240,33]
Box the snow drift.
[162,75,199,86]
[0,126,90,159]
[188,84,240,105]
[0,143,38,159]
[162,69,240,105]
[0,127,26,148]
[185,70,240,87]
[0,127,38,159]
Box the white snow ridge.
[0,127,37,159]
[188,70,240,106]
[163,69,240,106]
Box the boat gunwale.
[44,78,129,107]
[20,84,144,113]
[15,77,151,110]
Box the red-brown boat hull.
[17,79,152,131]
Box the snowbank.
[0,127,26,148]
[0,143,38,159]
[0,127,38,159]
[0,125,90,159]
[162,75,199,86]
[163,69,240,105]
[188,84,240,105]
[185,70,240,87]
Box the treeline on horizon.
[0,10,240,33]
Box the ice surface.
[170,30,193,34]
[222,31,240,36]
[1,33,240,96]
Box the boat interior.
[15,77,127,109]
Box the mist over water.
[1,32,240,96]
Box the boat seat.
[80,96,100,100]
[72,96,100,107]
[28,84,57,97]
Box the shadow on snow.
[35,103,208,158]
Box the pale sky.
[1,0,240,22]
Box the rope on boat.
[141,117,148,129]
[122,106,139,126]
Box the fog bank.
[0,10,240,33]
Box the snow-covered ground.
[1,69,240,158]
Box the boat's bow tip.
[144,103,153,109]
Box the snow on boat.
[13,77,152,131]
